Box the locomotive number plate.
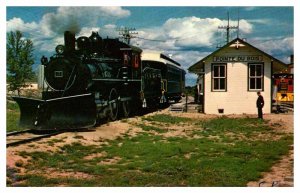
[54,71,63,78]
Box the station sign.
[213,55,263,62]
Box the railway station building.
[188,38,287,115]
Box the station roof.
[188,38,288,74]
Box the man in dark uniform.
[256,91,264,119]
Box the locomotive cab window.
[248,63,264,91]
[212,63,227,91]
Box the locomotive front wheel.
[108,88,119,121]
[122,100,131,118]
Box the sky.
[6,6,294,86]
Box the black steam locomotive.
[13,31,185,130]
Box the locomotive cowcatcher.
[13,31,185,130]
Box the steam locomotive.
[13,31,185,130]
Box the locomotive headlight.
[55,45,65,54]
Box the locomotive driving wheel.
[108,88,119,121]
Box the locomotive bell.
[89,32,102,53]
[77,36,91,51]
[41,55,48,65]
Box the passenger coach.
[141,52,185,103]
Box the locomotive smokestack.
[64,31,75,52]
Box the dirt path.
[247,113,294,187]
[6,119,141,168]
[6,111,294,186]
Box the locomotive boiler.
[13,31,185,130]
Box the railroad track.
[6,129,65,147]
[7,128,96,147]
[6,106,164,148]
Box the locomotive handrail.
[12,93,93,104]
[89,57,121,63]
[61,63,78,97]
[46,93,93,102]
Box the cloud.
[164,17,221,47]
[243,7,258,11]
[252,37,293,64]
[78,27,101,37]
[169,50,211,69]
[39,7,130,36]
[101,25,119,38]
[6,17,56,54]
[6,17,38,33]
[104,24,117,29]
[247,19,272,24]
[7,7,130,37]
[238,19,253,33]
[133,16,253,51]
[6,7,131,54]
[251,37,293,55]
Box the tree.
[7,31,35,95]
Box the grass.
[6,101,22,132]
[192,116,273,138]
[9,115,293,187]
[142,114,192,124]
[46,138,66,146]
[138,124,167,133]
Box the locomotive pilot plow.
[13,93,97,130]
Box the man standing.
[256,91,264,119]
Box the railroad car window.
[212,64,226,91]
[133,55,139,68]
[248,63,264,91]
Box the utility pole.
[218,12,238,46]
[117,27,138,45]
[237,9,240,39]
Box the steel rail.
[7,131,64,147]
[7,129,35,137]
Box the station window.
[248,63,264,91]
[212,64,227,91]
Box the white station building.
[188,38,287,115]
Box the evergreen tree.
[7,31,35,95]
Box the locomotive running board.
[12,94,97,130]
